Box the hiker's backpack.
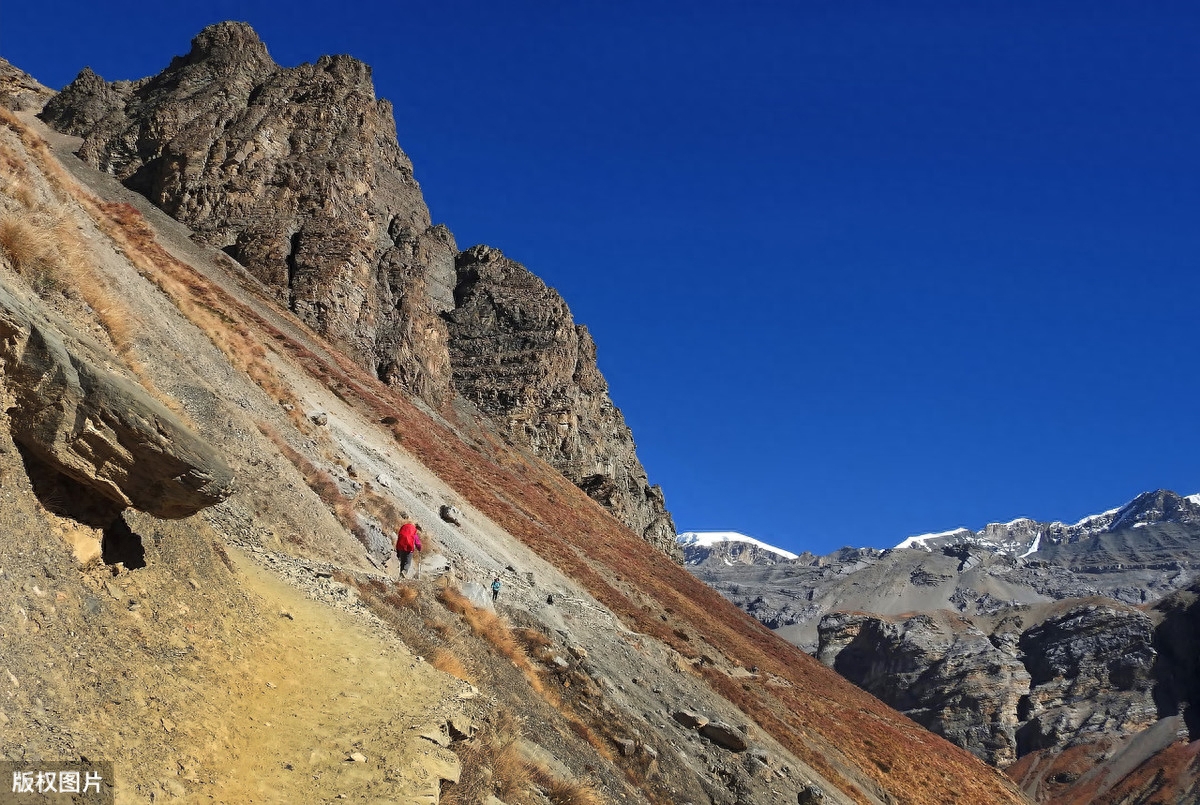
[396,523,418,552]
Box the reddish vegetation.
[82,161,1028,805]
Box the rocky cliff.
[38,21,675,554]
[446,245,677,554]
[40,21,458,406]
[682,492,1200,802]
[0,86,1033,805]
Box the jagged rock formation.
[682,491,1200,801]
[40,21,457,406]
[0,283,234,518]
[0,58,54,112]
[38,22,676,554]
[1015,603,1158,756]
[445,245,677,555]
[817,610,1030,767]
[815,601,1164,774]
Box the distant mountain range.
[681,489,1200,565]
[680,489,1200,802]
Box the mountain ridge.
[36,21,678,556]
[682,489,1200,802]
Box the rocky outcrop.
[0,58,54,112]
[1016,603,1158,755]
[445,246,677,556]
[39,22,677,554]
[817,611,1029,767]
[0,283,233,517]
[40,21,458,406]
[817,601,1162,780]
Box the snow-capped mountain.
[676,531,802,566]
[894,489,1200,556]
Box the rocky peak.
[1108,489,1200,531]
[446,246,678,557]
[173,20,272,72]
[38,23,678,556]
[40,20,451,404]
[0,58,56,112]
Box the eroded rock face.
[0,283,234,517]
[817,611,1029,767]
[817,601,1161,773]
[39,22,677,556]
[40,21,457,406]
[0,58,55,112]
[1016,603,1158,755]
[446,246,678,556]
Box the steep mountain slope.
[0,51,1030,805]
[37,21,675,554]
[683,493,1200,802]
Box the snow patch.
[1018,533,1041,558]
[1187,493,1200,507]
[895,527,971,551]
[675,531,799,560]
[1073,507,1120,529]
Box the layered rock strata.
[0,283,234,518]
[816,601,1161,772]
[40,21,457,406]
[39,22,676,553]
[817,611,1029,767]
[446,246,677,555]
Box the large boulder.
[0,283,234,518]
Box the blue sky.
[4,2,1198,554]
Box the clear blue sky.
[4,2,1198,554]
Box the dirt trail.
[173,549,465,805]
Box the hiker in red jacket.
[395,522,422,579]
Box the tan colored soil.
[173,548,464,805]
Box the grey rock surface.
[0,283,234,517]
[446,245,678,556]
[39,22,678,556]
[40,21,458,407]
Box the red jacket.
[396,523,421,553]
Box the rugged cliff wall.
[41,22,457,405]
[39,22,676,553]
[446,245,677,554]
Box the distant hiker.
[491,576,501,602]
[396,522,422,578]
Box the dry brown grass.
[0,212,57,287]
[83,199,305,428]
[437,582,534,677]
[429,647,473,683]
[441,709,608,805]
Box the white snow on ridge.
[1188,493,1200,506]
[676,531,799,560]
[1073,506,1120,529]
[894,527,971,551]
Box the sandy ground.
[193,547,465,805]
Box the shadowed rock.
[0,283,234,517]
